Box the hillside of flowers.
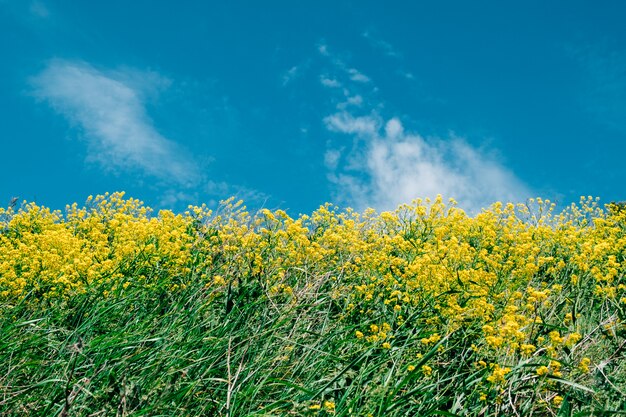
[1,192,625,416]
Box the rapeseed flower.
[1,193,624,415]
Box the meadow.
[1,192,625,416]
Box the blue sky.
[1,1,625,215]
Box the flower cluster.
[1,193,624,414]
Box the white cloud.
[315,42,529,213]
[398,70,414,80]
[335,93,364,110]
[317,44,372,109]
[204,180,270,206]
[282,65,299,86]
[30,59,200,186]
[158,189,198,209]
[385,117,403,138]
[320,76,341,88]
[318,44,329,56]
[348,95,363,105]
[324,149,342,170]
[348,68,370,83]
[324,111,381,138]
[362,31,400,58]
[325,112,530,214]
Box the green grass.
[2,273,624,416]
[2,196,626,416]
[1,275,362,415]
[1,280,403,415]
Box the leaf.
[547,376,595,394]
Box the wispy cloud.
[324,111,381,137]
[30,59,201,186]
[339,94,363,108]
[282,65,300,86]
[362,31,400,58]
[316,41,372,84]
[156,180,269,209]
[324,148,342,171]
[397,70,414,80]
[320,76,341,88]
[317,45,530,213]
[347,68,370,83]
[362,31,418,86]
[325,111,530,213]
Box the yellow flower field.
[1,192,624,415]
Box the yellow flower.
[549,330,563,344]
[521,344,536,356]
[421,365,433,376]
[486,364,510,384]
[407,365,416,372]
[355,330,364,339]
[579,357,591,373]
[565,332,582,347]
